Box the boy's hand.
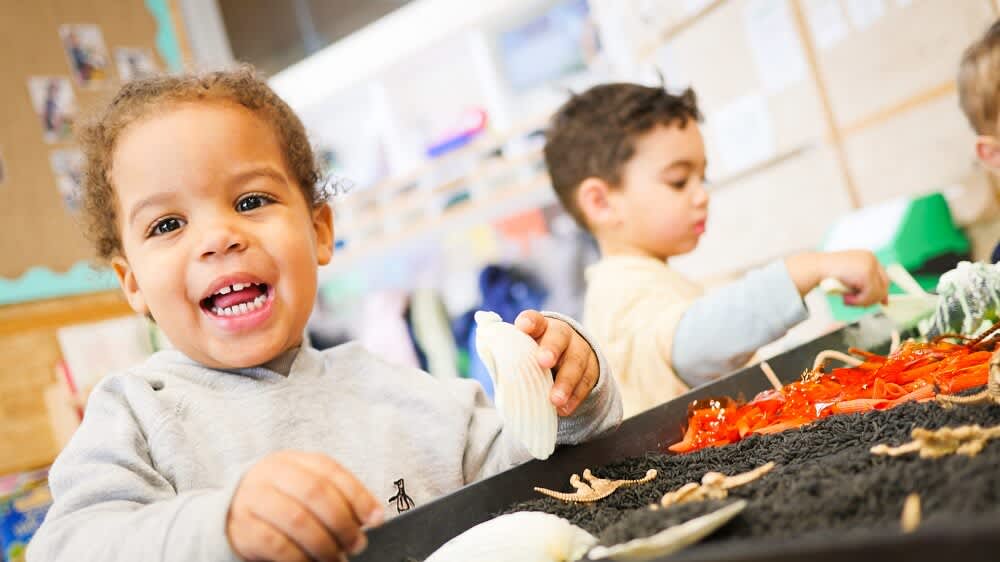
[787,250,889,307]
[227,451,384,562]
[515,310,600,417]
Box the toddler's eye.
[236,193,274,212]
[669,178,688,190]
[150,217,184,237]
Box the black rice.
[502,398,1000,550]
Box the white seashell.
[588,500,747,561]
[425,511,597,562]
[475,310,558,460]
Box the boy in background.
[544,83,889,418]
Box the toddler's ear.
[312,203,334,265]
[111,256,150,315]
[577,177,617,228]
[975,136,1000,171]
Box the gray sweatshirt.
[28,314,621,562]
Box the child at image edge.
[544,83,890,419]
[958,19,1000,263]
[26,68,622,562]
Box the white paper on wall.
[708,92,776,175]
[844,0,886,31]
[743,0,808,94]
[56,315,155,400]
[803,0,850,51]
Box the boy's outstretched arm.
[672,260,808,386]
[461,311,622,483]
[672,250,889,386]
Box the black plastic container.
[357,325,1000,561]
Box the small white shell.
[425,511,597,562]
[588,500,747,561]
[475,310,558,460]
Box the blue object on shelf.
[454,265,548,401]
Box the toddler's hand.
[514,310,600,417]
[787,250,889,307]
[226,451,383,562]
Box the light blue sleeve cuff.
[540,310,623,443]
[672,260,808,387]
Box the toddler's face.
[613,122,710,260]
[109,101,333,369]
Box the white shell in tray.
[588,500,747,561]
[475,310,558,460]
[425,511,597,562]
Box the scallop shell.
[475,310,558,460]
[425,511,597,562]
[588,500,747,561]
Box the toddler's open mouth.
[200,282,272,317]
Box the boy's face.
[109,102,333,369]
[604,122,709,260]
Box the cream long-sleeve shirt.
[584,255,807,418]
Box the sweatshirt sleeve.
[671,260,808,387]
[461,311,622,483]
[541,310,622,444]
[27,377,244,562]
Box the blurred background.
[2,0,1000,491]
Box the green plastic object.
[823,193,970,323]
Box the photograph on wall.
[497,0,601,93]
[59,24,111,87]
[114,47,159,82]
[27,77,76,144]
[49,149,84,212]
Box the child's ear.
[975,136,1000,171]
[111,256,150,315]
[312,203,334,266]
[576,177,618,228]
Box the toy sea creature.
[871,424,1000,458]
[588,500,747,561]
[901,493,921,533]
[424,511,596,562]
[658,462,774,508]
[534,468,658,503]
[475,310,558,460]
[924,261,1000,338]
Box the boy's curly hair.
[544,83,701,229]
[78,65,323,261]
[959,19,1000,135]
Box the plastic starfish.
[534,468,658,503]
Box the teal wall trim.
[145,0,184,72]
[0,262,118,306]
